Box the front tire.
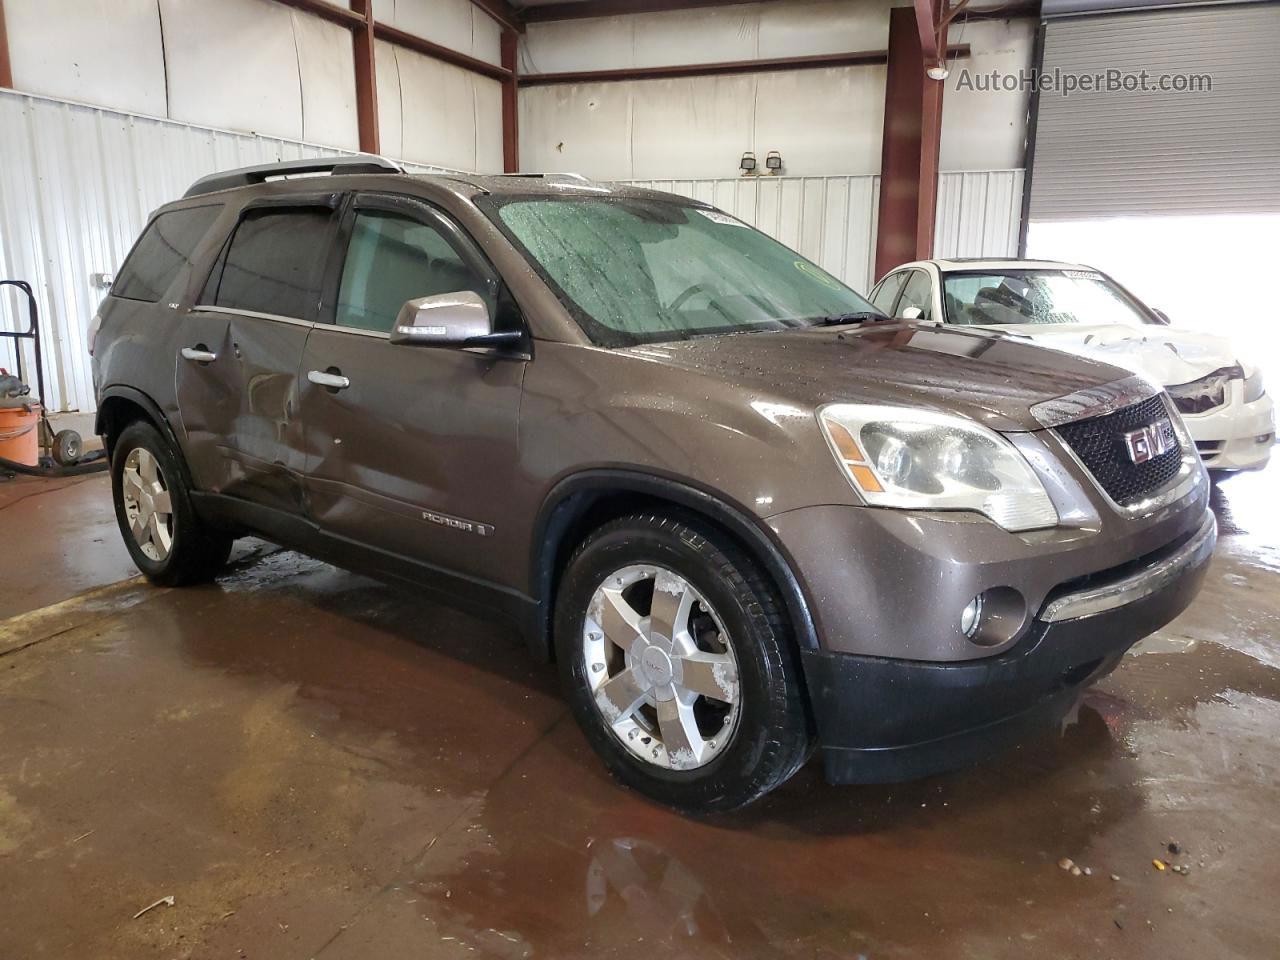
[111,420,232,586]
[555,512,811,813]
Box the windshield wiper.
[810,311,893,327]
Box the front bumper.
[1185,390,1274,471]
[798,510,1216,783]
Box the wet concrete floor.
[0,468,1278,958]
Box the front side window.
[113,205,221,302]
[335,210,493,334]
[943,270,1153,328]
[896,270,933,321]
[211,207,335,320]
[487,197,876,347]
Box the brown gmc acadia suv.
[90,158,1216,812]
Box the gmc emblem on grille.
[1123,418,1176,464]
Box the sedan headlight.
[818,404,1058,532]
[1166,366,1237,414]
[1244,370,1266,404]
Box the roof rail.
[183,156,405,199]
[498,172,594,184]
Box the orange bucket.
[0,401,41,466]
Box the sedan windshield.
[486,195,877,347]
[943,269,1153,328]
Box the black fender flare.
[530,468,819,653]
[94,385,194,487]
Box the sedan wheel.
[120,447,174,562]
[583,564,741,771]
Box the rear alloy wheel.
[556,513,811,812]
[584,564,741,771]
[111,420,233,586]
[120,447,174,562]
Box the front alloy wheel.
[555,512,811,812]
[584,564,740,771]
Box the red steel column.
[874,6,946,281]
[501,29,519,172]
[0,0,13,90]
[351,0,380,154]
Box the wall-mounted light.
[739,151,758,176]
[926,64,950,81]
[765,150,783,175]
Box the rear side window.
[211,207,335,319]
[113,205,221,302]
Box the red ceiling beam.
[520,45,969,87]
[372,22,512,82]
[0,0,13,89]
[272,0,367,29]
[523,0,770,22]
[473,0,525,33]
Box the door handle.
[180,346,217,363]
[308,369,350,390]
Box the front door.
[181,197,341,513]
[298,193,526,584]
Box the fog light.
[960,595,984,638]
[960,586,1028,647]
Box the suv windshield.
[486,196,876,347]
[943,269,1154,328]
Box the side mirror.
[390,290,521,348]
[1151,308,1171,326]
[900,305,924,321]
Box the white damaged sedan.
[868,259,1275,472]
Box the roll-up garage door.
[1028,3,1280,220]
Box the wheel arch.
[95,386,194,487]
[528,469,819,661]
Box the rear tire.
[554,512,811,813]
[111,420,232,586]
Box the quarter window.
[335,210,492,334]
[212,207,335,320]
[113,205,221,303]
[870,272,907,314]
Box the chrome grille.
[1056,395,1183,506]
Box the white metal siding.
[1030,5,1280,220]
[0,90,456,414]
[626,170,1024,290]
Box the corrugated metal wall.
[0,90,455,414]
[626,169,1024,292]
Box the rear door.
[181,194,342,513]
[298,192,526,584]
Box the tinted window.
[213,208,334,319]
[335,210,492,334]
[870,272,907,313]
[113,205,221,302]
[897,270,932,321]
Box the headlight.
[1244,371,1266,404]
[818,404,1058,532]
[1166,367,1236,414]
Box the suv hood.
[972,322,1247,386]
[622,322,1129,433]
